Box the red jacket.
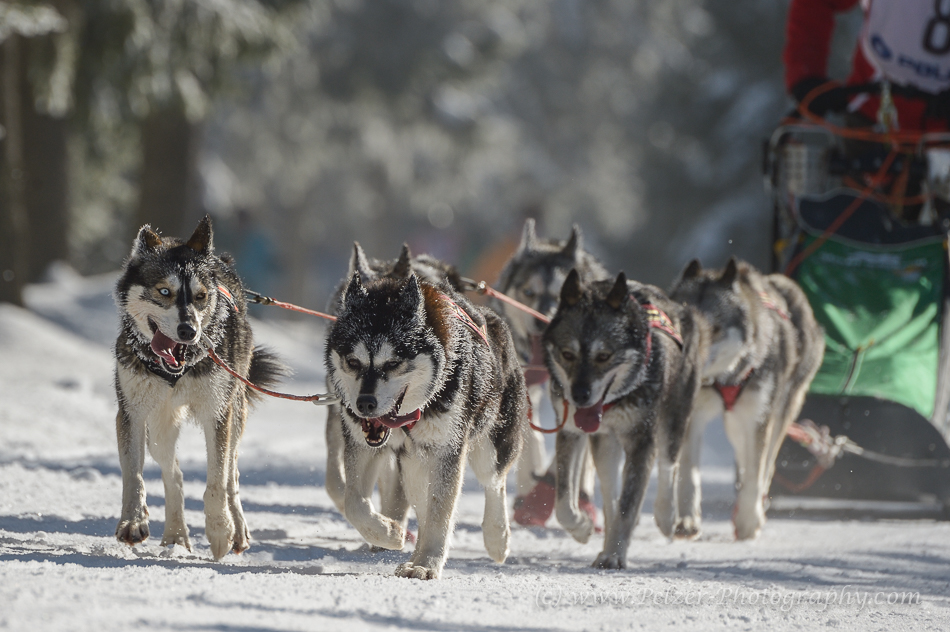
[784,0,947,130]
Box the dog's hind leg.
[554,430,594,543]
[115,405,150,546]
[469,437,510,564]
[325,405,348,516]
[397,445,468,580]
[594,426,656,570]
[202,406,237,560]
[226,397,250,554]
[146,406,191,551]
[674,388,721,540]
[723,384,772,541]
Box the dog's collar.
[440,293,489,346]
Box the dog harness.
[712,291,789,411]
[440,293,489,346]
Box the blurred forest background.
[0,0,862,310]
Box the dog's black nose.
[356,394,378,415]
[572,383,592,406]
[177,323,197,342]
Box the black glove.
[791,76,849,116]
[924,88,950,122]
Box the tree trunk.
[21,36,70,282]
[136,105,202,237]
[0,36,29,305]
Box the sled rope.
[461,278,552,324]
[206,347,339,405]
[246,290,337,321]
[786,420,950,469]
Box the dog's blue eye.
[522,288,536,298]
[159,288,170,296]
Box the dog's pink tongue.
[574,401,604,433]
[150,329,179,367]
[374,408,422,429]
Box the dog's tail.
[246,346,290,404]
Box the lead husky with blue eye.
[113,216,284,559]
[325,272,526,579]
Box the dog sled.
[765,83,950,515]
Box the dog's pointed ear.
[343,271,368,305]
[680,259,702,281]
[186,215,214,254]
[131,225,162,259]
[348,242,372,281]
[399,272,423,313]
[562,224,582,259]
[606,272,628,310]
[393,243,412,279]
[719,257,740,286]
[560,268,583,307]
[517,218,538,253]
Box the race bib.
[861,0,950,93]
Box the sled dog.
[325,272,526,579]
[324,242,463,527]
[545,270,707,568]
[668,257,824,540]
[113,216,284,559]
[493,219,609,521]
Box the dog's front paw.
[206,516,236,560]
[160,530,193,551]
[673,517,701,541]
[231,523,250,554]
[733,503,765,541]
[592,552,626,570]
[556,504,594,544]
[395,562,441,580]
[116,512,150,546]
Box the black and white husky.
[544,270,707,568]
[324,242,463,528]
[113,217,283,559]
[493,219,609,508]
[669,258,824,540]
[325,272,526,579]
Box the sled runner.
[764,86,950,513]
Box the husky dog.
[325,272,526,579]
[324,242,463,526]
[113,216,284,559]
[668,258,824,540]
[493,219,609,521]
[545,270,707,569]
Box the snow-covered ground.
[1,268,948,631]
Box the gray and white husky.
[324,242,463,527]
[325,272,526,579]
[545,270,707,568]
[113,217,284,559]
[493,219,609,502]
[668,257,824,540]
